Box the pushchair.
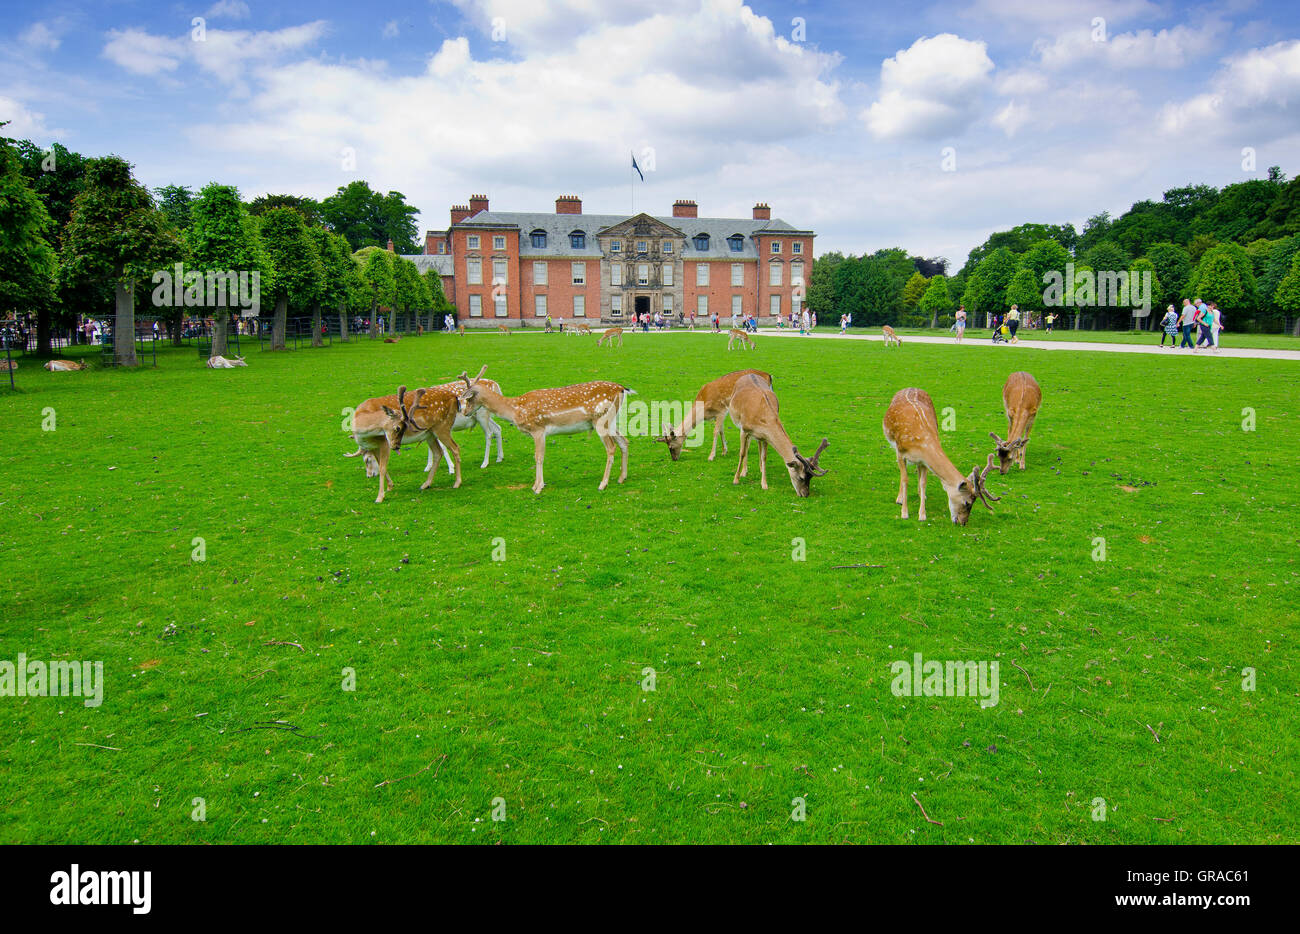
[992,324,1010,344]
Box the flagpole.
[630,152,634,216]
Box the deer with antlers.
[456,366,633,494]
[882,388,1001,524]
[727,329,754,350]
[345,386,429,503]
[655,369,773,461]
[726,373,827,496]
[989,371,1040,472]
[596,326,623,347]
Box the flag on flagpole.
[631,152,645,182]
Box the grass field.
[1,331,1296,844]
[828,324,1300,350]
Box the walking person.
[1006,305,1021,343]
[1178,298,1196,349]
[1210,303,1223,352]
[1194,299,1212,351]
[801,307,811,335]
[1159,305,1179,347]
[954,305,966,342]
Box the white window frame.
[469,295,483,317]
[696,263,709,287]
[637,263,649,286]
[662,294,673,314]
[611,295,622,315]
[769,262,783,287]
[770,295,781,317]
[697,296,707,316]
[611,240,622,252]
[533,262,547,286]
[573,295,586,318]
[731,263,743,287]
[467,258,482,285]
[494,290,507,317]
[611,264,622,286]
[493,235,506,251]
[732,295,742,318]
[662,241,673,254]
[467,235,480,249]
[535,295,547,318]
[791,261,804,286]
[493,259,508,285]
[571,262,585,285]
[770,240,782,254]
[792,241,802,254]
[662,264,673,286]
[636,240,647,253]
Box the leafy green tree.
[1020,239,1071,288]
[248,194,324,227]
[322,181,419,252]
[1190,248,1244,310]
[1127,258,1162,328]
[917,274,952,327]
[1272,251,1300,330]
[155,185,195,233]
[59,156,182,366]
[14,139,90,232]
[391,256,423,333]
[314,230,361,342]
[900,271,927,311]
[0,133,58,353]
[1259,234,1300,313]
[1081,241,1129,278]
[962,247,1019,325]
[1006,267,1042,312]
[1187,234,1217,263]
[356,246,395,338]
[805,251,843,318]
[1145,243,1193,308]
[186,184,267,356]
[424,269,452,329]
[259,207,323,350]
[1188,243,1257,310]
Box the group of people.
[1160,299,1224,352]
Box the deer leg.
[1019,414,1036,469]
[424,441,444,489]
[611,422,629,484]
[895,454,908,518]
[375,443,392,504]
[917,464,928,522]
[733,435,751,485]
[532,433,546,494]
[489,414,503,463]
[758,440,768,490]
[439,426,461,488]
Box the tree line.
[806,167,1300,334]
[0,126,452,365]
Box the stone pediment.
[596,213,684,239]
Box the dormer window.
[530,229,547,248]
[570,231,586,250]
[693,234,710,251]
[727,235,744,252]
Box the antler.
[793,438,830,476]
[459,365,488,390]
[989,431,1007,447]
[972,452,1002,510]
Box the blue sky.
[3,0,1298,265]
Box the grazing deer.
[655,369,773,461]
[497,325,511,334]
[44,359,87,371]
[727,329,754,350]
[456,365,633,494]
[882,387,1001,525]
[596,326,623,347]
[205,355,247,368]
[882,326,902,347]
[726,373,828,497]
[345,386,427,503]
[574,323,593,336]
[457,324,465,335]
[990,371,1040,472]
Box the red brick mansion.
[404,195,814,327]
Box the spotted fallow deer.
[456,365,633,493]
[882,387,1001,525]
[205,355,247,368]
[44,359,87,371]
[727,329,754,350]
[345,386,427,504]
[726,373,828,497]
[497,325,511,334]
[989,371,1041,472]
[655,369,773,461]
[881,325,902,347]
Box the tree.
[186,184,266,356]
[356,247,395,338]
[155,185,195,233]
[14,139,90,232]
[1272,251,1300,332]
[59,156,182,366]
[1145,242,1193,309]
[248,194,324,227]
[962,247,1019,326]
[322,181,419,252]
[900,271,928,311]
[1188,243,1257,310]
[917,274,952,327]
[1187,234,1217,263]
[1127,258,1162,329]
[1260,234,1300,313]
[0,132,57,353]
[1190,249,1244,311]
[1020,239,1071,288]
[1005,267,1042,312]
[805,251,843,318]
[314,229,361,343]
[391,256,423,333]
[259,207,323,350]
[424,268,452,329]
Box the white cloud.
[102,22,329,84]
[993,100,1029,137]
[0,95,54,137]
[20,20,68,52]
[1160,39,1300,137]
[206,1,251,20]
[863,34,994,141]
[1036,20,1228,70]
[382,20,400,40]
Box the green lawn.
[1,332,1296,843]
[817,324,1300,350]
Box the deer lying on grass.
[456,365,633,494]
[655,369,773,461]
[882,326,902,347]
[384,336,400,344]
[727,329,754,350]
[205,355,247,369]
[596,326,623,347]
[726,373,828,497]
[989,371,1040,472]
[44,359,87,371]
[882,388,1001,524]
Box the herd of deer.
[345,360,1041,518]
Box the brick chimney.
[468,194,489,216]
[450,204,471,226]
[672,199,698,218]
[555,195,582,215]
[752,202,771,221]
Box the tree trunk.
[311,304,323,348]
[113,281,138,367]
[338,302,349,343]
[171,317,183,346]
[212,309,230,357]
[369,300,379,339]
[388,304,398,335]
[271,296,287,350]
[36,308,53,357]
